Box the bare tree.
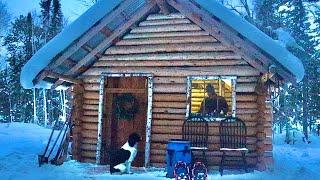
[221,0,255,23]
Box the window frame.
[186,76,237,121]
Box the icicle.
[43,89,48,127]
[33,88,38,124]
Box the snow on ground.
[0,123,319,180]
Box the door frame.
[98,73,153,167]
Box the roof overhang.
[20,0,304,89]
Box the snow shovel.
[51,121,70,166]
[38,119,68,167]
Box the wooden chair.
[182,115,209,165]
[219,117,248,175]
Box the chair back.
[219,117,247,149]
[182,115,208,148]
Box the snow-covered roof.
[21,0,305,89]
[194,0,304,82]
[20,0,123,89]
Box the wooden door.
[104,77,147,167]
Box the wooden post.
[145,76,153,167]
[96,76,105,164]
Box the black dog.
[110,133,142,174]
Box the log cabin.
[21,0,304,171]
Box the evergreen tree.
[255,0,282,38]
[49,0,63,40]
[0,67,10,122]
[40,0,52,43]
[0,0,10,35]
[283,0,317,141]
[3,15,37,122]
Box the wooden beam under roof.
[63,58,77,68]
[50,1,158,89]
[33,70,50,86]
[82,44,103,59]
[33,69,82,87]
[155,0,170,14]
[167,0,296,82]
[46,71,83,84]
[100,27,113,36]
[46,0,138,71]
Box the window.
[186,76,236,120]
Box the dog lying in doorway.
[110,133,142,174]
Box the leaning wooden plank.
[105,42,232,55]
[93,59,246,67]
[84,66,260,77]
[123,31,209,39]
[130,24,201,33]
[100,52,241,61]
[139,18,191,26]
[117,35,217,45]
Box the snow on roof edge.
[195,0,305,82]
[20,0,123,89]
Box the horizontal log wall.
[76,77,100,162]
[77,13,271,169]
[71,84,84,161]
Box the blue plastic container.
[166,139,192,178]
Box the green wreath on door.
[114,93,139,121]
